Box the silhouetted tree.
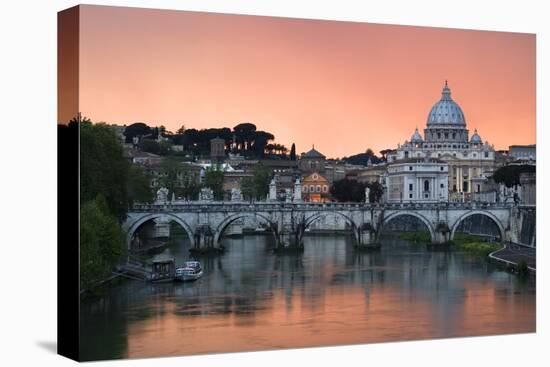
[290,143,296,160]
[330,179,366,202]
[124,122,152,143]
[491,164,536,188]
[367,181,384,203]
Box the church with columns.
[386,81,497,200]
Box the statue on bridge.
[268,176,277,201]
[293,177,302,202]
[231,188,243,202]
[285,188,292,203]
[199,187,214,201]
[155,187,169,204]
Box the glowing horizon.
[74,5,536,158]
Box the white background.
[0,0,547,366]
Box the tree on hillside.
[176,124,186,135]
[379,149,392,161]
[343,150,382,166]
[290,143,296,161]
[233,122,257,152]
[124,122,152,143]
[252,131,275,157]
[491,164,536,188]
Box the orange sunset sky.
[75,5,536,158]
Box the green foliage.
[290,143,296,161]
[80,197,125,290]
[452,233,488,244]
[139,139,172,156]
[154,158,201,200]
[127,165,153,205]
[451,232,501,257]
[241,164,272,201]
[455,242,501,257]
[203,165,225,200]
[342,148,382,165]
[491,164,536,188]
[399,231,431,243]
[157,158,181,196]
[331,179,366,202]
[79,119,153,290]
[124,122,152,143]
[80,121,129,220]
[367,181,384,203]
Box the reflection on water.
[80,234,535,361]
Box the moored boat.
[175,261,203,282]
[150,257,176,283]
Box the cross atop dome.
[441,80,451,100]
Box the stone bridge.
[123,201,531,250]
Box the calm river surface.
[80,234,535,361]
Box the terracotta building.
[302,172,331,202]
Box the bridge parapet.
[130,201,514,213]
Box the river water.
[80,234,535,361]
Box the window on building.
[409,166,413,171]
[453,184,457,192]
[477,184,481,193]
[463,182,469,192]
[440,166,444,171]
[303,186,308,193]
[444,133,449,139]
[424,193,429,198]
[452,133,456,139]
[404,151,409,158]
[316,185,321,193]
[409,183,413,191]
[409,193,413,199]
[437,133,441,139]
[484,151,489,158]
[440,183,444,188]
[424,180,430,192]
[310,185,315,192]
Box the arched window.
[310,185,315,192]
[303,186,308,193]
[316,185,321,193]
[424,180,430,192]
[322,185,328,193]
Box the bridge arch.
[304,211,360,242]
[380,211,435,242]
[450,210,505,242]
[213,212,277,246]
[125,213,195,249]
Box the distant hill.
[342,152,383,166]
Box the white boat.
[175,261,203,281]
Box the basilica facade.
[386,81,497,199]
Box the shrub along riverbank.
[398,231,501,256]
